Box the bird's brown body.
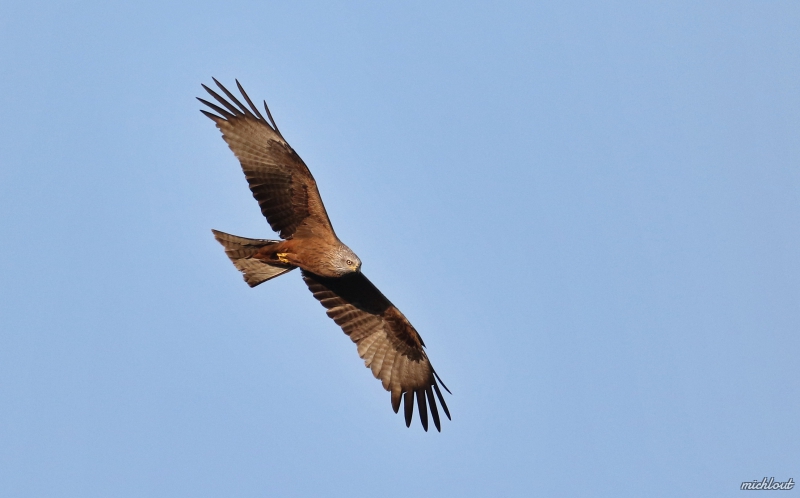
[200,79,450,431]
[251,237,338,276]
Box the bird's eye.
[346,259,353,266]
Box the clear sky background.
[1,1,798,496]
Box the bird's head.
[333,245,362,276]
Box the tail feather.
[211,229,294,287]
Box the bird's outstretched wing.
[302,270,451,431]
[199,79,335,241]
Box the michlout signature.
[741,478,795,490]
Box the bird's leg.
[253,240,298,266]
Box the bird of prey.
[199,79,451,431]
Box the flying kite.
[199,79,451,431]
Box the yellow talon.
[276,252,291,264]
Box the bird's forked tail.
[211,229,295,287]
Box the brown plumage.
[200,79,450,431]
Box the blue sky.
[1,1,798,496]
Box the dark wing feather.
[302,271,450,431]
[199,80,335,240]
